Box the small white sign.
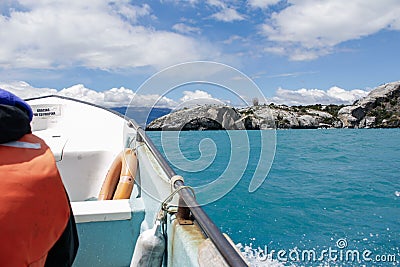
[32,104,61,117]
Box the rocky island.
[146,81,400,130]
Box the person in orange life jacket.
[0,89,79,267]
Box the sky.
[0,0,399,107]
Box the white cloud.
[270,86,369,105]
[207,0,226,8]
[172,23,201,34]
[0,80,57,98]
[0,0,216,70]
[266,71,317,78]
[1,81,176,107]
[179,89,228,107]
[110,2,152,23]
[211,7,245,22]
[206,0,245,22]
[223,35,244,44]
[128,91,177,108]
[180,90,214,102]
[326,87,369,103]
[262,0,400,60]
[161,0,199,7]
[103,87,136,106]
[247,0,280,9]
[0,80,372,108]
[58,84,106,105]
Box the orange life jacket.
[0,134,70,267]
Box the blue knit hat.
[0,88,33,121]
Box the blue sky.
[0,0,399,107]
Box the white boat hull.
[26,96,246,267]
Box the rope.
[155,185,195,235]
[161,185,196,212]
[128,131,145,152]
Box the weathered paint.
[167,218,206,267]
[198,239,229,267]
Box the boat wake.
[236,243,292,267]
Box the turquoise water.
[147,129,400,266]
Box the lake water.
[147,129,400,266]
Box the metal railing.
[134,125,248,267]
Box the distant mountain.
[111,106,171,127]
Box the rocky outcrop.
[239,105,341,129]
[338,81,400,128]
[146,105,245,130]
[146,81,400,130]
[146,104,340,130]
